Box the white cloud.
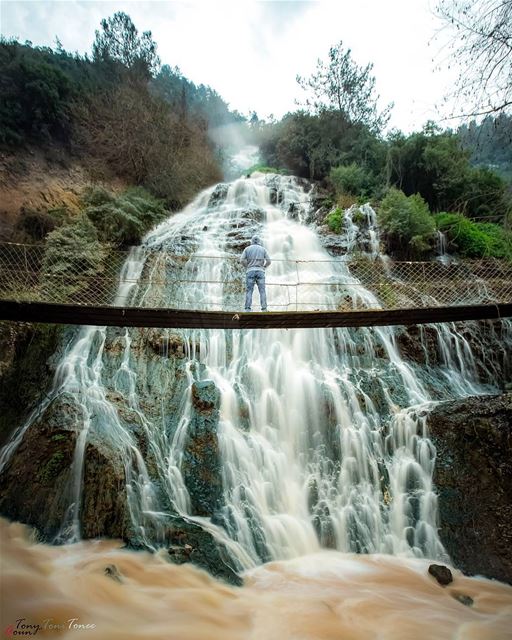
[1,0,459,132]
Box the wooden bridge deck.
[1,300,511,329]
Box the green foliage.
[475,223,512,259]
[38,451,65,483]
[1,21,226,207]
[378,283,398,308]
[246,164,287,175]
[326,207,344,233]
[83,186,168,246]
[435,212,512,259]
[260,109,386,182]
[386,127,511,219]
[92,11,160,78]
[42,216,108,301]
[378,189,435,257]
[329,163,372,196]
[51,434,67,442]
[0,39,77,145]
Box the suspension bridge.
[0,242,511,329]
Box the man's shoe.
[262,308,267,311]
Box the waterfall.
[0,173,503,569]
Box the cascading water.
[0,173,506,571]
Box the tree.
[259,109,387,182]
[296,40,392,132]
[329,163,373,197]
[378,189,436,257]
[92,12,160,78]
[386,125,511,218]
[436,1,512,116]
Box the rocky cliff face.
[0,325,242,584]
[0,322,66,447]
[427,393,512,584]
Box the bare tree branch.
[435,0,512,117]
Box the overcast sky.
[1,0,459,132]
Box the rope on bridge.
[0,243,511,327]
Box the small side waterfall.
[0,173,507,570]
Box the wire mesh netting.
[0,242,511,312]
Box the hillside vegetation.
[0,12,244,225]
[1,20,510,263]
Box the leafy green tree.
[92,12,160,78]
[260,109,386,183]
[0,40,76,144]
[329,163,373,197]
[297,40,392,132]
[386,126,511,219]
[378,188,435,257]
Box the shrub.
[84,186,167,246]
[41,216,108,301]
[329,163,371,196]
[378,188,435,257]
[475,223,512,259]
[435,212,512,259]
[246,164,287,175]
[326,207,344,233]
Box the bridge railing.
[0,242,511,312]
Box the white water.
[0,174,503,568]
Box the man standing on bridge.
[240,236,271,312]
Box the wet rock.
[166,518,243,586]
[428,393,512,584]
[0,394,79,538]
[241,206,265,222]
[287,202,299,219]
[225,227,255,253]
[396,320,512,388]
[183,380,223,516]
[452,592,474,607]
[0,322,65,447]
[207,183,229,208]
[319,233,349,256]
[395,325,440,366]
[144,330,185,358]
[305,185,333,225]
[191,380,220,412]
[81,435,129,539]
[0,392,130,541]
[104,564,123,583]
[428,563,453,586]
